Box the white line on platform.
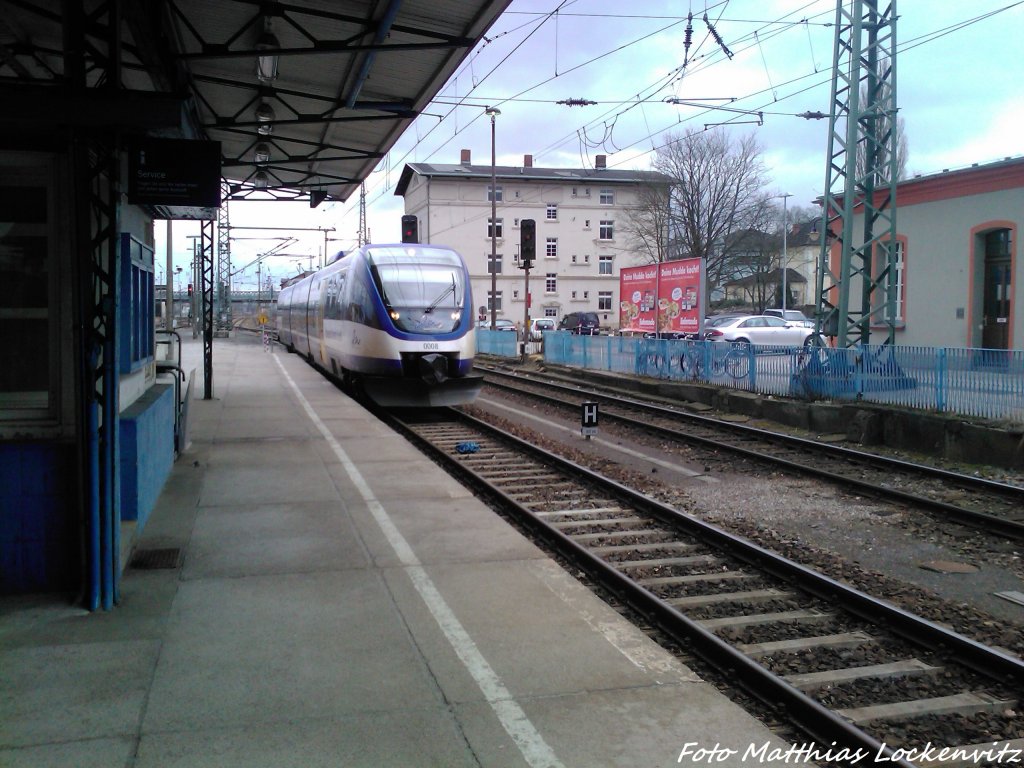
[274,357,565,768]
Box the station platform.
[0,334,799,768]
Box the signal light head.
[401,214,418,243]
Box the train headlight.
[451,311,461,321]
[390,310,401,321]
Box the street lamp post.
[485,106,500,330]
[174,266,182,326]
[779,193,792,311]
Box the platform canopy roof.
[0,0,511,206]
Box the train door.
[299,278,315,358]
[315,278,328,365]
[982,229,1012,350]
[305,276,325,366]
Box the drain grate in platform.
[131,548,182,570]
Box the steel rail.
[480,367,1024,541]
[383,407,1024,767]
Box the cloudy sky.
[159,0,1024,290]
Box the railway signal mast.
[358,182,368,246]
[816,0,899,347]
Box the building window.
[488,185,502,202]
[584,254,591,264]
[546,273,557,293]
[598,291,612,311]
[487,291,502,312]
[546,237,557,258]
[874,239,906,324]
[487,253,502,274]
[571,291,577,300]
[0,165,58,421]
[600,188,614,205]
[599,255,613,274]
[893,240,905,322]
[487,218,503,239]
[584,219,590,229]
[571,254,577,264]
[545,308,558,318]
[546,203,558,220]
[584,291,590,300]
[119,234,155,374]
[599,220,614,240]
[571,187,578,198]
[513,289,519,299]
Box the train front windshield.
[367,247,467,334]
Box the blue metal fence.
[495,332,1024,423]
[475,328,520,357]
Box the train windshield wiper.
[424,275,457,314]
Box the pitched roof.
[395,162,671,196]
[724,267,807,288]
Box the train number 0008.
[422,342,439,350]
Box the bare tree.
[856,84,908,183]
[620,128,774,301]
[621,180,673,265]
[724,201,783,312]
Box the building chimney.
[523,154,533,168]
[460,149,471,165]
[595,154,606,169]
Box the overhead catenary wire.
[331,0,1023,242]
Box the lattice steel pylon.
[216,180,232,335]
[357,182,368,246]
[815,0,899,347]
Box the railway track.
[479,365,1024,543]
[385,407,1024,766]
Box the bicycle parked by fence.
[678,339,750,380]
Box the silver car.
[529,318,556,340]
[762,309,815,328]
[704,314,820,346]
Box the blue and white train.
[276,243,482,407]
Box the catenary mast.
[816,0,899,347]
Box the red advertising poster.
[619,258,702,334]
[619,264,659,333]
[658,258,702,334]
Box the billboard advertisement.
[619,258,703,335]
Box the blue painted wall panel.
[119,383,174,531]
[0,444,76,593]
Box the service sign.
[619,258,702,334]
[127,138,222,208]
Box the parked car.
[645,330,691,340]
[763,308,815,328]
[703,314,821,346]
[529,318,556,340]
[616,326,689,339]
[477,318,517,332]
[558,311,601,335]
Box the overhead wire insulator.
[703,12,733,60]
[683,12,693,66]
[556,98,598,107]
